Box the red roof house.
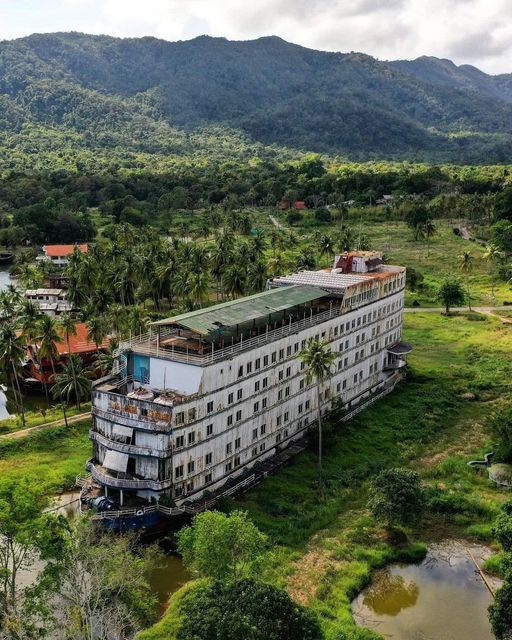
[25,322,109,385]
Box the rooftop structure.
[83,253,409,529]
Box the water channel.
[352,540,499,640]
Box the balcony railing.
[117,305,345,366]
[90,431,171,458]
[86,461,173,491]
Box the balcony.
[90,431,171,458]
[92,387,173,432]
[86,460,173,491]
[384,358,407,371]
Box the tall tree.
[299,338,337,496]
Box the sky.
[1,0,512,75]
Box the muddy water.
[352,540,499,640]
[44,493,189,612]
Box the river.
[352,540,500,640]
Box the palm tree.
[222,264,247,299]
[483,243,504,300]
[299,338,337,497]
[422,219,436,257]
[51,354,92,410]
[38,315,68,426]
[58,313,81,410]
[18,300,48,404]
[0,325,26,426]
[86,317,108,353]
[458,251,474,310]
[317,234,334,263]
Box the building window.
[252,428,258,441]
[252,446,258,457]
[285,386,290,397]
[276,433,281,443]
[298,403,303,414]
[226,442,232,454]
[188,408,196,422]
[260,443,266,452]
[284,411,289,423]
[286,346,292,356]
[299,378,305,389]
[175,435,184,448]
[206,423,213,436]
[228,392,234,404]
[175,412,185,426]
[254,401,260,413]
[278,370,284,381]
[278,390,283,401]
[305,400,310,410]
[246,362,252,374]
[262,397,267,409]
[237,389,243,400]
[188,431,195,445]
[238,366,243,378]
[255,358,261,370]
[260,424,266,435]
[279,348,284,360]
[271,352,277,363]
[227,414,233,426]
[236,410,242,422]
[262,377,268,388]
[255,380,260,392]
[187,460,195,474]
[205,452,212,465]
[205,473,212,484]
[286,366,291,377]
[234,456,241,467]
[206,401,214,413]
[276,415,282,426]
[263,355,269,366]
[225,462,232,473]
[235,437,241,449]
[294,342,299,353]
[175,465,184,479]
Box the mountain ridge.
[1,32,512,163]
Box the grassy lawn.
[231,311,512,639]
[0,402,91,435]
[0,419,91,494]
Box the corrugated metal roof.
[152,285,327,336]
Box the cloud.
[1,0,512,73]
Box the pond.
[0,267,12,292]
[352,540,499,640]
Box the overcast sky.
[1,0,511,74]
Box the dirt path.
[0,411,91,440]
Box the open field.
[0,420,91,494]
[230,311,512,639]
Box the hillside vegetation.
[2,32,512,163]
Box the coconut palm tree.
[38,314,68,426]
[58,313,81,410]
[458,251,474,310]
[51,354,92,410]
[86,317,108,353]
[299,338,337,497]
[483,243,504,300]
[0,325,26,426]
[422,218,436,257]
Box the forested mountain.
[1,32,512,164]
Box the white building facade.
[87,253,410,510]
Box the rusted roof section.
[152,285,327,336]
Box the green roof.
[152,285,326,336]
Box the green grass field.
[0,420,91,494]
[231,311,512,639]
